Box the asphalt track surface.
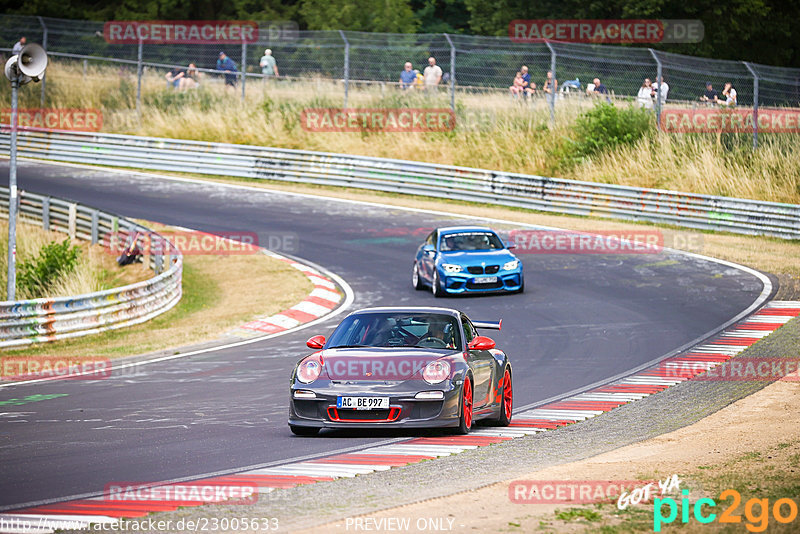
[0,160,766,510]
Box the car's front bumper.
[288,382,461,429]
[438,271,523,294]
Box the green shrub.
[18,239,81,298]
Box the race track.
[0,160,767,510]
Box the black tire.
[412,262,425,290]
[289,425,320,436]
[454,375,474,435]
[487,367,512,426]
[432,270,443,298]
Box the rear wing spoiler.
[472,320,502,331]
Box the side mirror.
[422,244,435,253]
[468,336,495,351]
[506,242,517,250]
[306,335,326,349]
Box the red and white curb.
[2,301,797,532]
[231,250,343,337]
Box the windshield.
[327,312,461,350]
[440,231,504,252]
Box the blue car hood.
[439,249,516,265]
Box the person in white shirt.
[12,36,26,55]
[423,57,442,92]
[652,76,669,105]
[637,78,654,109]
[722,82,737,106]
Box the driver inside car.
[419,321,456,349]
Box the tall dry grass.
[4,61,799,204]
[0,220,150,300]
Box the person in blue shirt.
[520,66,536,97]
[399,62,416,90]
[216,51,238,88]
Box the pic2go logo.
[654,489,799,532]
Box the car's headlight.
[502,259,519,271]
[441,263,462,273]
[296,358,322,384]
[422,360,451,384]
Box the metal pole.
[38,16,47,107]
[649,49,662,129]
[7,79,19,300]
[339,30,349,108]
[443,33,455,112]
[136,39,143,115]
[545,41,556,124]
[744,62,759,149]
[241,41,247,101]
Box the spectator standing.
[259,49,279,79]
[216,51,238,88]
[543,70,557,105]
[637,78,654,109]
[165,66,185,89]
[722,82,737,106]
[12,36,26,55]
[423,57,442,92]
[700,82,718,104]
[399,62,416,90]
[652,76,669,104]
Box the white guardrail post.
[0,129,798,240]
[0,187,183,348]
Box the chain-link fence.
[2,14,800,147]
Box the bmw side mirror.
[468,336,495,351]
[422,244,435,253]
[306,335,326,349]
[506,242,517,250]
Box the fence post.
[743,62,759,149]
[38,16,47,107]
[443,33,455,112]
[91,210,99,244]
[68,203,77,240]
[649,48,662,129]
[42,197,50,231]
[339,30,350,108]
[241,41,247,101]
[136,39,143,115]
[545,41,556,124]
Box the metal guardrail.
[0,186,182,348]
[1,128,799,239]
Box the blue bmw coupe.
[412,226,524,296]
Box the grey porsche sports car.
[288,307,512,436]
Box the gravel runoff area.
[59,311,800,534]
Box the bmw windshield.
[440,231,505,252]
[326,312,462,350]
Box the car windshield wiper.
[328,344,372,349]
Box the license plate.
[337,396,390,410]
[473,276,498,284]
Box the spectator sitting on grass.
[700,82,718,104]
[722,82,737,106]
[510,71,524,97]
[165,66,185,89]
[260,49,279,79]
[520,65,536,97]
[181,64,199,89]
[216,51,238,88]
[399,62,416,90]
[587,78,608,97]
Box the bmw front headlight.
[442,263,463,273]
[502,259,520,271]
